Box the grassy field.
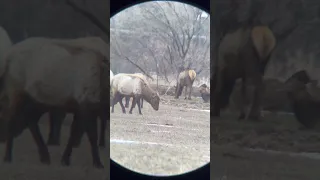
[110,94,210,176]
[212,110,320,180]
[0,114,108,180]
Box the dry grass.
[212,111,320,153]
[110,95,210,176]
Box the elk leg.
[129,97,137,114]
[3,113,23,163]
[3,95,26,163]
[125,97,130,108]
[175,84,180,99]
[184,85,188,100]
[111,92,118,113]
[246,74,263,121]
[29,121,51,164]
[132,97,137,108]
[136,97,143,115]
[24,101,50,164]
[61,111,84,166]
[118,95,126,114]
[71,113,83,148]
[141,98,143,109]
[47,111,66,146]
[85,112,103,168]
[188,85,192,100]
[3,118,19,163]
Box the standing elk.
[278,70,320,129]
[175,69,197,100]
[0,37,109,168]
[212,25,276,121]
[111,73,160,115]
[199,84,210,103]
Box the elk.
[199,84,210,103]
[0,37,109,168]
[175,69,197,100]
[111,73,160,115]
[278,70,320,128]
[124,73,148,109]
[212,25,276,121]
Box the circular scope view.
[110,1,210,176]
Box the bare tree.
[110,1,209,85]
[139,2,210,75]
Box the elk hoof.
[129,111,132,114]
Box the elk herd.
[212,23,320,130]
[0,25,210,169]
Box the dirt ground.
[110,95,210,176]
[0,114,108,180]
[212,111,320,180]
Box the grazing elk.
[27,37,110,148]
[124,73,148,109]
[212,25,276,121]
[199,84,210,103]
[111,73,160,115]
[0,37,109,168]
[175,69,197,100]
[278,70,320,129]
[46,111,107,148]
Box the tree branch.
[66,0,109,40]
